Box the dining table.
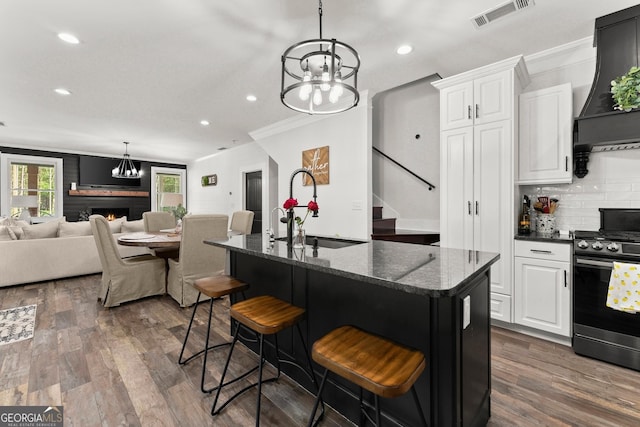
[117,231,182,258]
[116,230,245,256]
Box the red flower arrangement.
[283,198,298,210]
[282,198,319,228]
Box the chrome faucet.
[268,207,286,242]
[286,168,318,246]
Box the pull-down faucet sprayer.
[268,207,286,242]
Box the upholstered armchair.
[89,215,166,308]
[229,210,255,234]
[167,214,229,307]
[143,211,176,232]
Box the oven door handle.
[575,258,613,268]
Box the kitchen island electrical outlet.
[463,295,471,329]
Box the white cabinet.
[439,70,512,131]
[441,120,512,293]
[434,56,530,323]
[514,240,571,337]
[518,83,573,184]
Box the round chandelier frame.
[280,1,360,115]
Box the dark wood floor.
[1,275,640,426]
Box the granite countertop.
[514,231,574,243]
[204,234,499,297]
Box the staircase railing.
[372,146,436,191]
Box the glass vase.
[293,228,306,249]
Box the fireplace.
[91,207,130,221]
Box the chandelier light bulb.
[329,87,340,104]
[299,65,313,100]
[313,87,323,105]
[320,61,331,92]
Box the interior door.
[245,171,262,234]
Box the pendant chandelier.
[112,141,141,178]
[280,0,360,115]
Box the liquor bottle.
[518,195,531,235]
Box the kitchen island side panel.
[229,250,491,426]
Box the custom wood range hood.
[574,4,640,178]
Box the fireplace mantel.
[68,189,149,197]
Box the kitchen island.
[205,234,499,427]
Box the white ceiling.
[1,0,638,164]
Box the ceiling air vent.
[471,0,535,29]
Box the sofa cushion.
[22,218,66,240]
[122,219,144,233]
[58,221,92,237]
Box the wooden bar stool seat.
[308,325,428,427]
[212,295,323,426]
[178,275,249,393]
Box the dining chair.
[229,210,254,234]
[167,214,229,307]
[143,211,176,232]
[89,215,166,308]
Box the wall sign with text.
[302,146,329,186]
[201,174,217,186]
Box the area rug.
[0,304,37,346]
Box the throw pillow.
[58,221,92,237]
[122,219,144,233]
[22,220,60,239]
[0,218,30,240]
[108,216,126,233]
[0,225,13,241]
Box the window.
[150,167,186,213]
[1,154,64,220]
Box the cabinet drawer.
[490,293,511,322]
[515,240,571,262]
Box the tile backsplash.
[521,149,640,232]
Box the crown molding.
[523,37,595,75]
[432,55,529,89]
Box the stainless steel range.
[573,209,640,371]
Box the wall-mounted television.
[79,155,142,187]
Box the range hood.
[574,4,640,178]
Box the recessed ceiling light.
[57,33,80,44]
[200,120,210,126]
[54,88,71,95]
[246,95,257,102]
[396,45,413,55]
[218,147,227,151]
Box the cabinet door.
[518,83,573,184]
[473,70,511,126]
[440,81,473,131]
[440,127,474,250]
[473,120,511,295]
[514,257,571,336]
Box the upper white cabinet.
[518,83,573,184]
[439,70,512,131]
[433,56,530,323]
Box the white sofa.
[0,217,149,288]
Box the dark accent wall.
[1,146,186,221]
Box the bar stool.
[211,295,323,426]
[178,275,249,393]
[307,325,428,427]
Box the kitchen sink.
[276,235,365,249]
